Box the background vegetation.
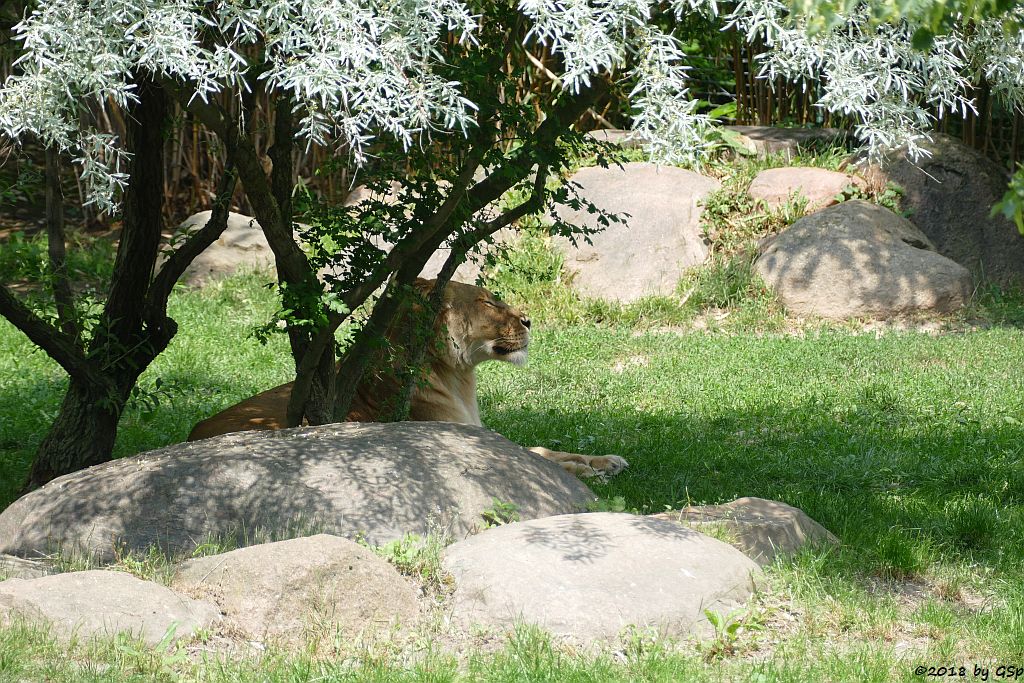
[1,0,1020,232]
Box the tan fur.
[188,279,628,477]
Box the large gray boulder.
[344,183,512,285]
[417,232,513,286]
[756,200,973,319]
[857,134,1024,286]
[551,162,720,303]
[443,512,760,643]
[649,497,839,566]
[173,535,419,643]
[0,422,594,561]
[748,167,865,212]
[173,211,275,285]
[0,570,220,646]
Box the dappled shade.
[859,134,1024,287]
[0,422,594,561]
[756,200,973,319]
[443,512,760,643]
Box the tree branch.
[253,78,601,426]
[330,270,416,423]
[270,96,294,232]
[283,131,500,426]
[318,82,601,424]
[464,79,607,215]
[148,165,238,310]
[175,91,228,139]
[386,163,549,421]
[176,89,310,287]
[101,75,168,345]
[285,306,344,427]
[387,238,464,422]
[339,137,494,314]
[45,146,77,340]
[0,286,101,386]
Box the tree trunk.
[303,349,336,425]
[21,75,171,492]
[269,97,335,426]
[24,379,122,487]
[103,76,167,343]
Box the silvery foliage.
[727,1,1024,160]
[0,0,716,214]
[0,0,479,214]
[519,0,718,162]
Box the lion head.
[419,278,531,370]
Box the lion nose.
[521,316,531,329]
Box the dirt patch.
[611,355,650,373]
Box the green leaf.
[912,27,935,50]
[707,101,738,121]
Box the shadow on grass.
[1,374,1022,584]
[487,401,1024,579]
[0,371,247,513]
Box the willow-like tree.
[0,0,712,489]
[1,0,1023,490]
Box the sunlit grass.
[2,138,1024,677]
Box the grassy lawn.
[1,266,1023,680]
[2,145,1024,679]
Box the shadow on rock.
[0,422,594,562]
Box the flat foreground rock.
[174,535,419,643]
[756,200,972,319]
[443,512,760,643]
[650,497,838,566]
[0,570,220,645]
[0,422,594,561]
[551,163,720,303]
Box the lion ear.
[413,278,435,297]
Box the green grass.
[3,268,1024,678]
[3,140,1024,677]
[481,326,1024,573]
[0,617,889,682]
[0,269,291,508]
[0,230,116,288]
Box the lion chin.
[187,278,627,478]
[492,344,528,367]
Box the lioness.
[188,278,628,477]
